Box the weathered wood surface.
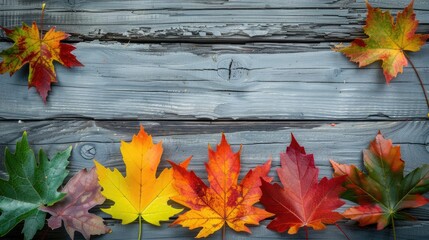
[1,120,428,178]
[1,42,428,120]
[1,0,429,239]
[1,0,429,42]
[1,120,428,239]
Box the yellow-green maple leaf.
[94,126,190,239]
[335,0,429,83]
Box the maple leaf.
[0,22,83,102]
[0,132,70,240]
[260,134,346,237]
[94,126,190,240]
[334,0,429,83]
[40,167,110,240]
[330,132,429,232]
[169,133,273,238]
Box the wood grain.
[4,0,429,10]
[1,0,428,42]
[0,120,428,239]
[1,42,428,120]
[1,0,429,239]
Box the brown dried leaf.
[40,167,110,240]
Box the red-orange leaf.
[260,134,346,235]
[0,22,83,102]
[331,132,429,230]
[334,0,429,83]
[170,133,273,238]
[40,168,110,240]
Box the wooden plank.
[1,120,428,239]
[1,42,428,120]
[1,0,428,42]
[4,217,429,240]
[3,0,429,10]
[1,120,427,178]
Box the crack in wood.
[228,58,233,80]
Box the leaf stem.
[222,224,225,240]
[138,216,142,240]
[391,214,396,240]
[305,226,309,240]
[335,223,351,240]
[40,2,46,39]
[404,53,429,114]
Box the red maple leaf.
[260,134,346,237]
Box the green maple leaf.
[0,132,70,240]
[330,132,429,233]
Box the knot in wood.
[217,58,247,81]
[80,144,96,160]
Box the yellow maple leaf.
[94,126,190,239]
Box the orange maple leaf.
[169,134,273,238]
[0,22,83,102]
[335,0,429,83]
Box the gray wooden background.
[1,0,429,239]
